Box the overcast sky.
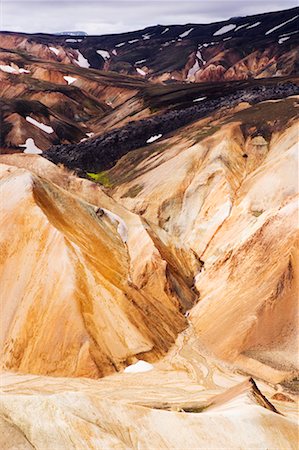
[1,0,298,35]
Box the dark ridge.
[45,81,299,173]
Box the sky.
[1,0,298,35]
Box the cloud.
[1,0,298,34]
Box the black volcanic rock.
[45,80,299,173]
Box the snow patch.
[26,116,54,134]
[142,33,152,40]
[280,30,299,37]
[49,46,60,56]
[265,15,299,35]
[196,47,206,64]
[124,361,153,373]
[161,27,169,34]
[65,38,82,43]
[0,65,17,73]
[179,28,194,38]
[115,42,125,47]
[234,23,250,32]
[102,208,128,243]
[74,50,90,68]
[136,68,146,76]
[193,96,207,102]
[213,24,236,36]
[202,42,218,47]
[187,46,206,79]
[112,49,117,55]
[246,22,261,29]
[187,60,200,78]
[0,65,30,74]
[96,49,110,60]
[19,138,43,154]
[19,68,30,73]
[128,39,139,44]
[80,132,94,142]
[278,36,290,44]
[147,134,162,143]
[135,59,147,65]
[64,75,77,85]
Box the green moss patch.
[86,171,112,187]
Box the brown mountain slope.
[103,97,299,384]
[0,163,202,377]
[0,99,298,446]
[1,95,298,386]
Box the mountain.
[55,31,88,36]
[1,7,298,83]
[0,6,298,450]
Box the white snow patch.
[96,49,110,60]
[202,42,218,47]
[65,38,82,43]
[81,132,94,142]
[278,36,290,44]
[187,46,205,79]
[161,27,169,34]
[246,22,261,29]
[25,116,54,134]
[0,64,30,74]
[265,15,299,35]
[19,138,43,154]
[49,46,60,56]
[193,96,207,102]
[146,134,162,143]
[280,30,299,37]
[213,24,236,36]
[136,68,146,76]
[179,28,194,38]
[0,65,17,73]
[63,75,77,85]
[135,59,147,65]
[128,39,139,44]
[142,33,152,40]
[102,208,128,243]
[124,360,153,373]
[223,36,232,41]
[112,49,117,55]
[234,23,250,32]
[115,42,126,47]
[187,60,200,78]
[74,50,90,68]
[196,47,206,64]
